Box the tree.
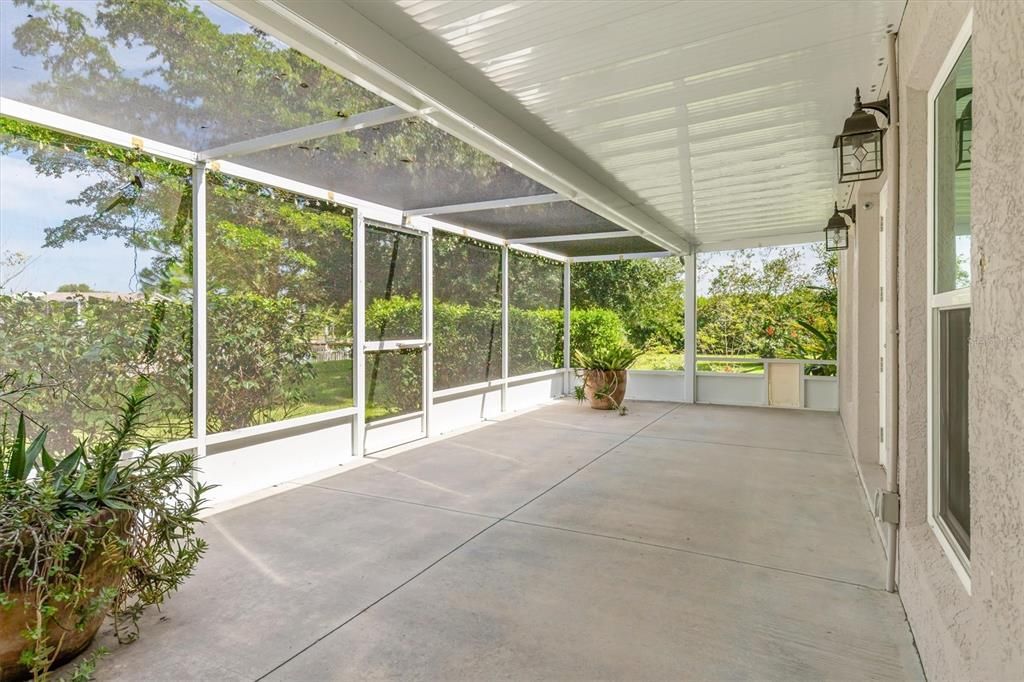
[56,283,92,292]
[696,246,838,360]
[7,0,521,200]
[571,258,685,350]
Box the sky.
[695,244,824,296]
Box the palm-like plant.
[573,344,643,414]
[573,344,644,371]
[785,286,837,376]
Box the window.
[928,23,972,580]
[0,118,193,450]
[205,174,354,433]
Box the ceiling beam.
[697,231,825,253]
[404,192,566,218]
[213,0,693,254]
[570,251,672,263]
[198,105,417,161]
[507,231,634,245]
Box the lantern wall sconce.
[834,87,891,184]
[824,202,857,252]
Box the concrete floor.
[90,401,923,681]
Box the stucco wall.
[891,1,1024,680]
[839,183,882,470]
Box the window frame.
[925,10,973,591]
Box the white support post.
[684,252,697,404]
[563,260,571,395]
[501,245,510,412]
[352,209,367,456]
[423,229,434,436]
[192,163,208,458]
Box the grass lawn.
[275,359,401,421]
[632,352,764,374]
[633,351,683,371]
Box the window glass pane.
[934,41,972,293]
[366,349,421,422]
[0,117,192,449]
[0,1,389,150]
[938,306,970,557]
[206,174,353,433]
[509,251,563,376]
[433,232,501,390]
[570,258,684,371]
[365,225,422,342]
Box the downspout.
[884,30,901,594]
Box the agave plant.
[573,344,644,371]
[573,344,643,415]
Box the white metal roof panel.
[347,0,904,247]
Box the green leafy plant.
[573,345,643,415]
[784,285,838,376]
[1,393,211,680]
[573,345,644,372]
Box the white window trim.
[925,10,973,593]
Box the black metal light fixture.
[834,88,890,183]
[956,94,972,170]
[824,202,856,252]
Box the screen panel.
[365,224,423,342]
[205,173,354,434]
[432,232,502,390]
[438,201,623,240]
[570,257,684,371]
[508,251,563,376]
[366,348,422,423]
[0,0,389,150]
[233,119,552,211]
[0,117,193,449]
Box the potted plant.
[574,345,644,413]
[1,394,211,681]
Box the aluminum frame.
[2,90,793,464]
[212,0,692,255]
[508,231,631,245]
[197,105,418,161]
[403,192,566,218]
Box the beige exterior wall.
[838,180,884,512]
[841,1,1024,679]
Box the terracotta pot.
[1,511,128,682]
[582,369,628,410]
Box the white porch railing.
[623,357,838,411]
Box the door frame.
[358,219,432,454]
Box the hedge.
[363,296,630,412]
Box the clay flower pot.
[582,369,628,410]
[1,511,128,682]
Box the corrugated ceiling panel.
[349,0,905,247]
